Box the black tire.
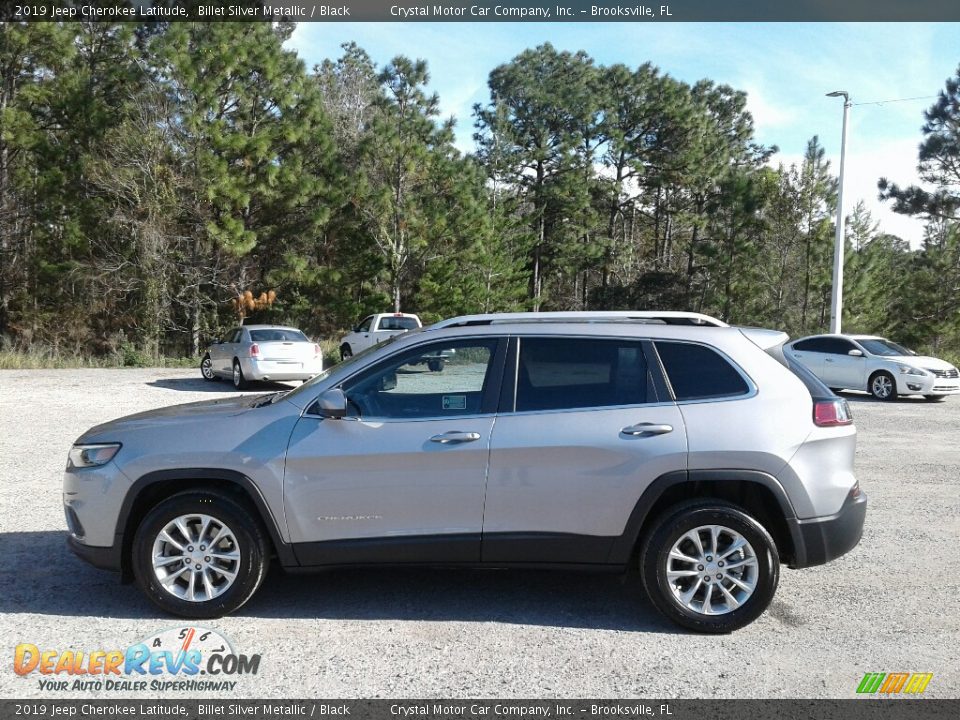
[232,359,248,390]
[868,371,897,401]
[340,344,352,362]
[427,358,445,372]
[200,354,217,381]
[640,500,780,633]
[924,394,946,402]
[131,490,270,618]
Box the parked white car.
[785,333,960,401]
[339,313,422,360]
[201,325,324,390]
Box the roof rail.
[427,311,728,330]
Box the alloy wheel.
[665,524,759,616]
[201,357,214,380]
[872,375,893,399]
[151,514,241,602]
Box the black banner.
[6,0,960,23]
[0,700,958,720]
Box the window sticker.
[442,395,467,410]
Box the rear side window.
[655,341,749,401]
[516,338,649,412]
[793,338,828,352]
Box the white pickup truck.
[339,313,422,361]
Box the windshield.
[281,333,405,405]
[858,338,912,357]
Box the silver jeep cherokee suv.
[64,312,866,632]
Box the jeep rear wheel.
[640,501,779,633]
[132,491,269,618]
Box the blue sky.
[289,22,960,245]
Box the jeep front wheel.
[132,491,269,618]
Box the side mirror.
[315,388,348,419]
[214,338,223,345]
[380,372,398,392]
[848,349,864,357]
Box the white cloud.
[772,137,927,247]
[743,85,795,132]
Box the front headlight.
[68,443,121,468]
[897,364,927,376]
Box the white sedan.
[785,333,960,401]
[201,324,324,390]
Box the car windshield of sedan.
[859,338,913,357]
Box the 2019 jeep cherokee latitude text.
[64,312,866,632]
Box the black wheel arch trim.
[608,469,803,566]
[115,468,298,570]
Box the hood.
[76,395,258,443]
[888,355,956,372]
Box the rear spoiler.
[737,327,790,352]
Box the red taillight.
[314,343,321,357]
[814,399,853,427]
[249,343,260,358]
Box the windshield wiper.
[251,391,286,408]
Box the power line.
[852,94,938,107]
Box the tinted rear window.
[655,341,749,400]
[516,338,649,411]
[249,329,308,342]
[379,316,420,330]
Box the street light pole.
[826,90,851,334]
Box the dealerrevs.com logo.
[13,627,260,692]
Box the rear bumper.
[67,534,121,572]
[242,357,323,382]
[788,490,867,568]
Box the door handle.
[825,358,834,363]
[621,423,673,437]
[430,431,481,444]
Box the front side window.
[356,316,373,332]
[655,341,750,401]
[342,339,499,419]
[515,338,649,412]
[821,338,856,355]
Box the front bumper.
[789,490,867,568]
[67,534,121,572]
[896,373,960,396]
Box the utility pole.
[826,90,851,334]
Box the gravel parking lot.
[1,368,958,698]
